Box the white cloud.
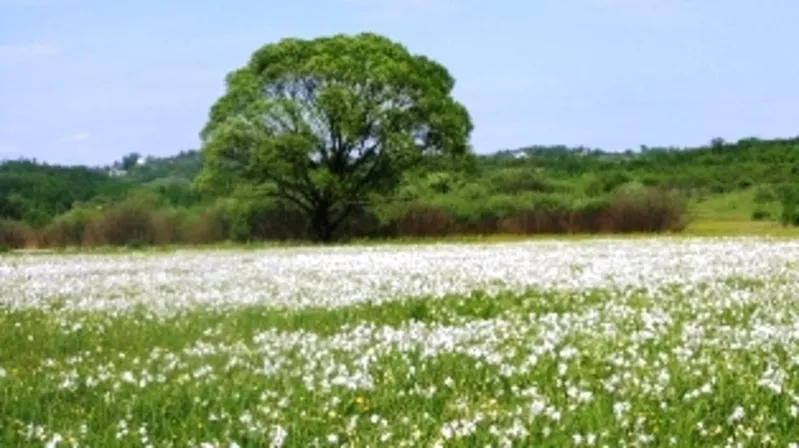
[59,131,91,143]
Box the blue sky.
[1,0,798,166]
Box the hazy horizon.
[2,0,799,166]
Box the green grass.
[689,188,781,222]
[683,220,799,237]
[681,188,799,236]
[2,275,798,446]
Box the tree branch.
[329,152,388,230]
[253,170,316,213]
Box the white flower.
[44,433,62,448]
[728,406,745,423]
[269,425,287,448]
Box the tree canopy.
[194,32,474,241]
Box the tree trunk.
[310,201,335,243]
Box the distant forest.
[2,136,799,248]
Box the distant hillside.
[2,135,799,229]
[485,136,799,192]
[107,150,203,185]
[0,160,130,225]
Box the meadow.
[2,237,799,447]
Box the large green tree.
[195,32,473,241]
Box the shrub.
[613,180,646,195]
[226,199,307,242]
[754,185,777,204]
[709,183,727,194]
[482,194,529,220]
[180,202,231,245]
[781,210,799,227]
[82,197,174,247]
[580,174,606,196]
[490,169,556,194]
[41,207,97,247]
[751,209,771,221]
[603,188,689,233]
[777,184,799,227]
[529,193,574,214]
[391,203,455,237]
[600,171,634,193]
[736,177,753,189]
[0,219,29,249]
[421,194,484,223]
[780,204,799,227]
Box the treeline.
[3,135,799,249]
[490,136,799,194]
[0,151,202,226]
[0,160,129,226]
[0,185,686,249]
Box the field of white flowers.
[1,237,799,447]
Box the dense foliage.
[2,133,799,248]
[0,160,129,226]
[197,33,473,241]
[493,136,799,193]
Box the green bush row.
[0,187,690,249]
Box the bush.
[41,207,97,247]
[781,210,799,227]
[613,180,646,195]
[82,196,175,247]
[490,170,557,194]
[390,203,455,237]
[580,174,606,196]
[751,209,771,221]
[601,171,635,193]
[777,184,799,227]
[180,202,231,244]
[754,185,777,204]
[529,193,574,214]
[603,188,689,233]
[709,183,727,194]
[0,219,29,249]
[226,199,307,242]
[483,194,530,219]
[736,177,753,189]
[780,205,799,227]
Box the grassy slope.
[689,189,777,222]
[685,188,799,236]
